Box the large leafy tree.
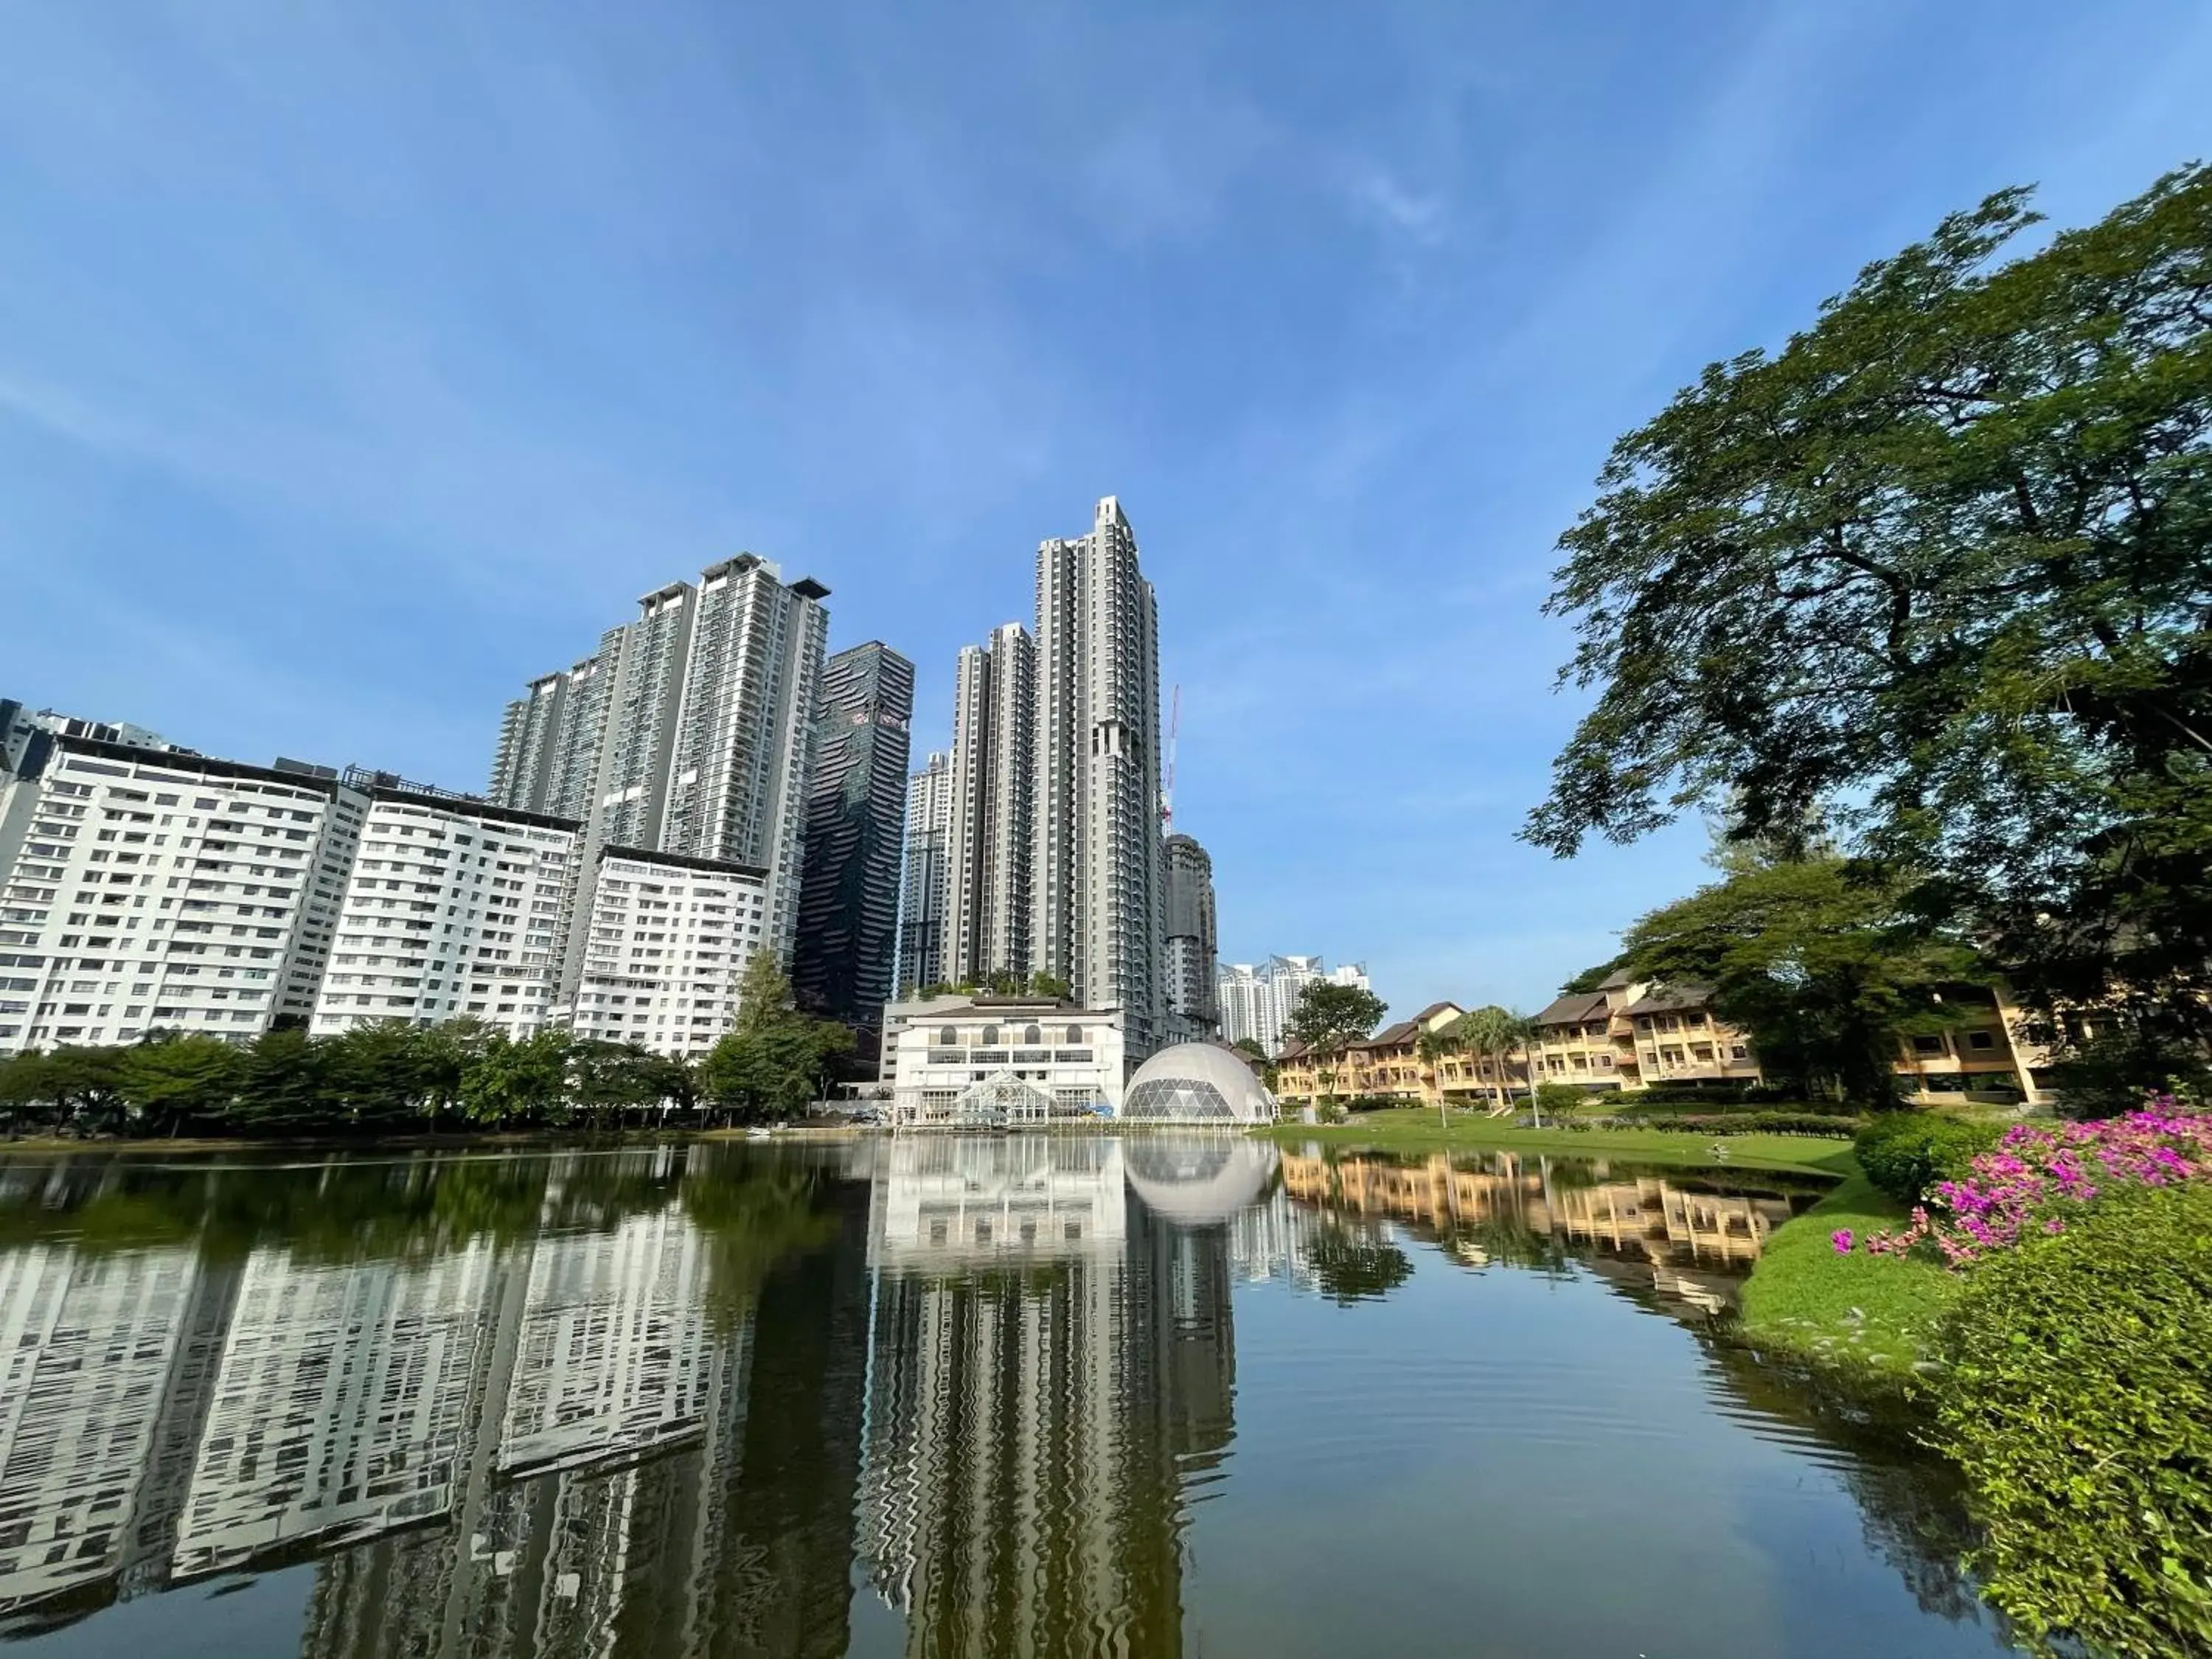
[1284,981,1388,1104]
[118,1034,249,1134]
[1525,165,2212,1049]
[1621,857,1977,1105]
[702,950,857,1121]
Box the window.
[938,1026,959,1046]
[981,1025,998,1045]
[1066,1025,1083,1044]
[1913,1034,1946,1056]
[1967,1030,1996,1051]
[1024,1024,1042,1046]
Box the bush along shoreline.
[1773,1102,2212,1657]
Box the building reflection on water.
[1276,1148,1805,1314]
[0,1137,1850,1657]
[0,1136,1269,1658]
[852,1136,1257,1658]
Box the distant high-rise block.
[1161,833,1217,1039]
[896,751,953,997]
[1215,956,1370,1057]
[1032,498,1164,1056]
[945,623,1034,986]
[793,642,916,1027]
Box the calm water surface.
[0,1136,2017,1658]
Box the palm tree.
[1456,1006,1537,1116]
[1415,1025,1457,1125]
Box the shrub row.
[1854,1111,2004,1204]
[1933,1180,2212,1657]
[1527,1110,1861,1138]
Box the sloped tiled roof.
[1534,991,1610,1026]
[1624,981,1719,1016]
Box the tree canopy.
[1620,855,1978,1105]
[1524,164,2212,1043]
[1285,981,1387,1060]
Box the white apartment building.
[944,623,1034,985]
[489,554,828,978]
[563,844,772,1060]
[878,993,1127,1126]
[1033,498,1166,1057]
[1214,954,1371,1057]
[0,739,365,1055]
[310,777,579,1040]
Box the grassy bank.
[1735,1174,1961,1378]
[1255,1108,1856,1176]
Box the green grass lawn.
[1254,1107,1857,1176]
[1735,1172,1962,1378]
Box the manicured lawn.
[1255,1107,1857,1177]
[1735,1172,1962,1378]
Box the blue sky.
[4,1,2209,1015]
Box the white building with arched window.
[878,992,1128,1127]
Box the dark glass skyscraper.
[793,641,917,1029]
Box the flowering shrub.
[1836,1103,2212,1269]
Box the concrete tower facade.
[488,555,830,975]
[895,752,953,997]
[1031,498,1164,1057]
[943,623,1034,987]
[1161,832,1218,1040]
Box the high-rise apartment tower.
[1032,498,1164,1056]
[488,554,830,974]
[792,642,916,1028]
[896,752,953,997]
[1161,833,1217,1040]
[944,623,1034,987]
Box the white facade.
[0,739,366,1055]
[1032,498,1165,1058]
[1214,954,1371,1058]
[488,554,829,977]
[894,751,953,998]
[310,783,579,1040]
[879,994,1127,1126]
[563,845,771,1059]
[944,623,1034,986]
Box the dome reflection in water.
[0,1138,2014,1658]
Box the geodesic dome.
[1119,1043,1276,1124]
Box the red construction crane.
[1161,684,1181,827]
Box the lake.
[0,1135,2017,1657]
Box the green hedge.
[1557,1110,1862,1138]
[1933,1182,2212,1657]
[1854,1112,2003,1203]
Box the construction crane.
[1161,684,1181,828]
